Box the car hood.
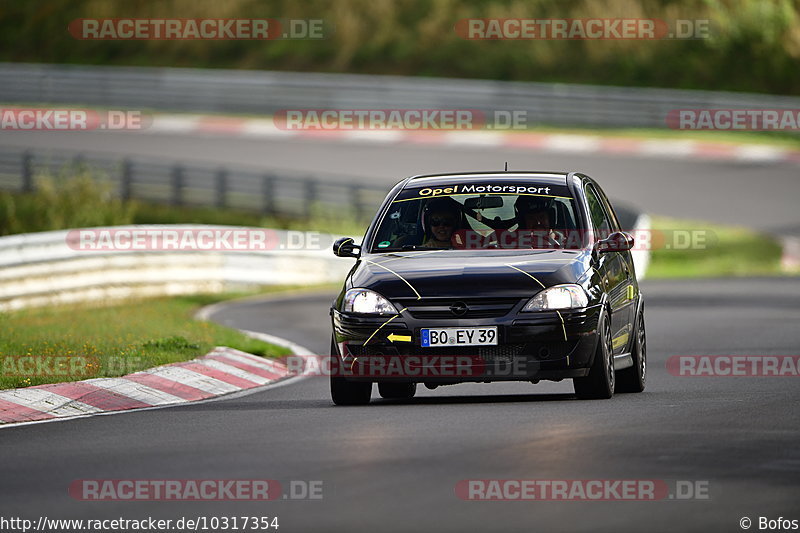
[349,249,590,299]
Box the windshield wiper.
[401,245,440,250]
[374,245,437,252]
[372,244,447,252]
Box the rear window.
[370,182,581,252]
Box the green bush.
[0,168,137,236]
[0,168,366,236]
[1,0,798,94]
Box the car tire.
[329,338,372,406]
[573,311,615,400]
[617,305,646,393]
[378,382,417,400]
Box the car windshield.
[370,183,582,252]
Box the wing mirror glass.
[596,231,634,253]
[333,237,361,258]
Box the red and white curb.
[145,114,800,165]
[0,344,312,427]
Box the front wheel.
[330,337,371,406]
[378,382,416,399]
[330,376,372,405]
[573,311,615,400]
[617,305,646,393]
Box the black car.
[330,171,645,405]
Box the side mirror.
[333,237,361,258]
[596,231,634,253]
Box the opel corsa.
[330,172,646,405]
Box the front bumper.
[331,303,601,383]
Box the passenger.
[421,198,462,248]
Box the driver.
[513,196,562,248]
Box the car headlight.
[522,284,588,311]
[343,288,398,315]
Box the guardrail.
[0,214,649,312]
[2,63,799,129]
[0,144,644,233]
[0,225,353,312]
[0,145,389,220]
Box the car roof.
[404,171,570,188]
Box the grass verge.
[0,289,320,390]
[0,169,366,238]
[646,216,786,278]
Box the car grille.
[410,344,526,358]
[348,342,572,361]
[394,297,522,319]
[350,344,527,359]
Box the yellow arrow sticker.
[387,333,412,343]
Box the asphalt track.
[1,129,799,235]
[1,130,799,532]
[2,278,799,533]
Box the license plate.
[420,327,498,347]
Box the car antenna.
[504,161,508,171]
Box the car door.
[595,184,637,352]
[584,183,629,356]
